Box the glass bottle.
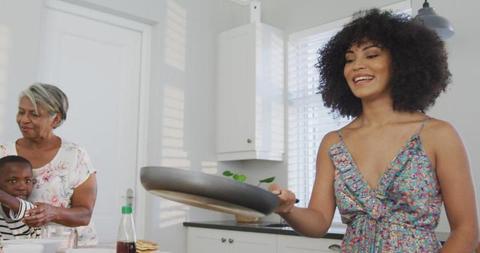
[116,205,136,253]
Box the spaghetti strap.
[416,116,430,135]
[337,130,344,141]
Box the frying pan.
[140,166,279,218]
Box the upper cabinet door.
[216,23,284,161]
[217,24,256,156]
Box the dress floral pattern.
[329,125,442,252]
[0,140,98,246]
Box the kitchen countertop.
[69,243,168,253]
[64,249,167,253]
[183,220,345,240]
[183,220,450,242]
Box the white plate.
[3,238,63,253]
[65,249,115,253]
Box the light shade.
[413,0,454,39]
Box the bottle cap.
[121,205,133,214]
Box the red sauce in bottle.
[116,241,136,253]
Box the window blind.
[287,28,350,225]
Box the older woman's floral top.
[0,140,97,246]
[329,126,442,252]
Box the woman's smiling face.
[16,96,59,140]
[343,41,392,101]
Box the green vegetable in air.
[222,170,275,187]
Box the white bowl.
[2,243,45,253]
[3,238,63,253]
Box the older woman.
[0,83,97,246]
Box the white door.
[37,1,149,244]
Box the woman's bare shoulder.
[319,119,356,150]
[423,117,463,147]
[321,130,342,149]
[424,117,459,136]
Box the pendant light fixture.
[413,0,454,39]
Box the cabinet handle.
[228,238,234,244]
[327,243,341,252]
[246,138,252,143]
[221,237,226,243]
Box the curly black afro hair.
[316,9,451,117]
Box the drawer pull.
[328,244,341,251]
[221,237,226,243]
[228,238,234,244]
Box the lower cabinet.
[187,227,277,253]
[186,227,342,253]
[277,235,342,253]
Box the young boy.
[0,155,41,239]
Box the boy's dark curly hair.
[316,9,451,117]
[0,155,32,172]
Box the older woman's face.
[16,96,58,139]
[343,41,392,101]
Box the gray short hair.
[20,83,69,128]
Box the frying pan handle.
[273,189,299,204]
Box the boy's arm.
[0,188,21,213]
[8,198,35,221]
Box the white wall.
[0,0,43,141]
[61,0,163,24]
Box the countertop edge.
[183,221,344,240]
[183,221,449,242]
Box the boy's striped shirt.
[0,198,41,239]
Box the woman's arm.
[273,132,338,237]
[24,173,97,227]
[430,121,479,252]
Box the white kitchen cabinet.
[277,235,342,253]
[187,227,277,253]
[216,22,284,161]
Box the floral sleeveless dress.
[329,123,442,252]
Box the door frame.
[43,0,152,238]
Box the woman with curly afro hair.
[271,9,478,252]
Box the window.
[287,24,350,225]
[287,2,411,225]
